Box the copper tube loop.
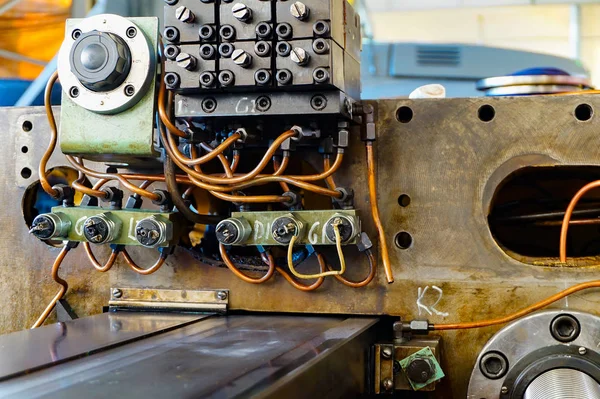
[198,142,233,178]
[31,246,70,328]
[219,244,275,284]
[560,181,600,262]
[367,142,394,283]
[432,280,600,331]
[84,243,119,272]
[157,71,188,139]
[121,250,167,275]
[287,152,344,182]
[271,253,326,292]
[273,156,290,192]
[230,153,241,173]
[41,71,60,198]
[328,250,376,288]
[211,191,291,203]
[225,176,342,198]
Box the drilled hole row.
[396,103,594,123]
[20,120,33,180]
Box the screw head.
[290,47,309,66]
[175,6,195,23]
[176,52,197,71]
[579,347,587,355]
[217,291,228,300]
[232,49,252,68]
[501,386,509,394]
[232,3,252,22]
[382,378,393,391]
[290,1,309,20]
[381,347,392,359]
[112,288,122,299]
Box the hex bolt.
[382,378,394,391]
[163,26,180,42]
[480,352,509,380]
[276,23,292,39]
[232,49,252,68]
[579,347,587,355]
[290,47,310,66]
[219,43,235,58]
[164,44,180,60]
[175,6,195,23]
[220,25,236,41]
[255,95,271,111]
[176,53,197,71]
[254,41,271,57]
[200,72,216,87]
[381,347,393,359]
[112,288,122,299]
[290,1,309,20]
[219,70,235,87]
[313,38,330,54]
[276,42,292,57]
[313,20,330,36]
[217,291,228,301]
[313,67,330,84]
[276,69,292,86]
[255,22,272,39]
[232,2,252,22]
[201,97,218,113]
[254,69,271,86]
[164,72,181,89]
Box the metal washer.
[57,14,155,115]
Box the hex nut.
[479,352,509,380]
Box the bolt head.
[381,347,392,359]
[501,386,509,394]
[112,288,122,299]
[290,47,309,66]
[579,347,587,355]
[290,1,309,20]
[232,3,252,21]
[217,291,228,300]
[175,6,194,23]
[232,49,252,67]
[176,53,197,71]
[382,378,393,391]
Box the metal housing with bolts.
[83,213,122,245]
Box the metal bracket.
[372,336,443,394]
[109,288,229,314]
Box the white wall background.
[365,3,600,86]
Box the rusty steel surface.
[3,97,600,397]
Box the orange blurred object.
[0,0,72,79]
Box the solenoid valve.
[29,212,72,240]
[135,216,173,248]
[216,217,252,245]
[83,213,122,245]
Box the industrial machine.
[1,1,600,398]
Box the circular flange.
[468,310,600,399]
[476,75,592,91]
[58,14,155,114]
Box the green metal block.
[51,206,179,247]
[231,210,360,246]
[59,17,159,162]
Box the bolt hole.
[124,85,135,97]
[166,75,175,84]
[21,146,29,154]
[575,103,593,121]
[71,29,82,40]
[69,86,80,98]
[396,106,413,123]
[395,232,413,249]
[398,194,411,207]
[478,104,496,122]
[126,27,137,38]
[21,167,32,179]
[22,120,33,132]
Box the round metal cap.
[69,30,132,92]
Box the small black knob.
[70,30,132,92]
[406,358,434,384]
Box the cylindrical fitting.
[232,49,252,68]
[216,217,252,245]
[325,214,359,244]
[176,53,197,71]
[276,23,292,39]
[29,212,72,240]
[290,47,310,66]
[199,44,216,60]
[313,38,330,54]
[254,41,271,57]
[219,70,235,87]
[271,214,305,244]
[83,213,122,245]
[175,6,195,23]
[135,216,172,248]
[198,25,215,41]
[232,2,252,22]
[255,22,272,39]
[290,1,310,20]
[313,20,330,36]
[276,69,292,86]
[313,67,330,84]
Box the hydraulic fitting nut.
[135,216,172,248]
[325,214,359,244]
[29,212,72,240]
[83,213,122,245]
[216,217,252,245]
[271,214,305,245]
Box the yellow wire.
[287,224,346,280]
